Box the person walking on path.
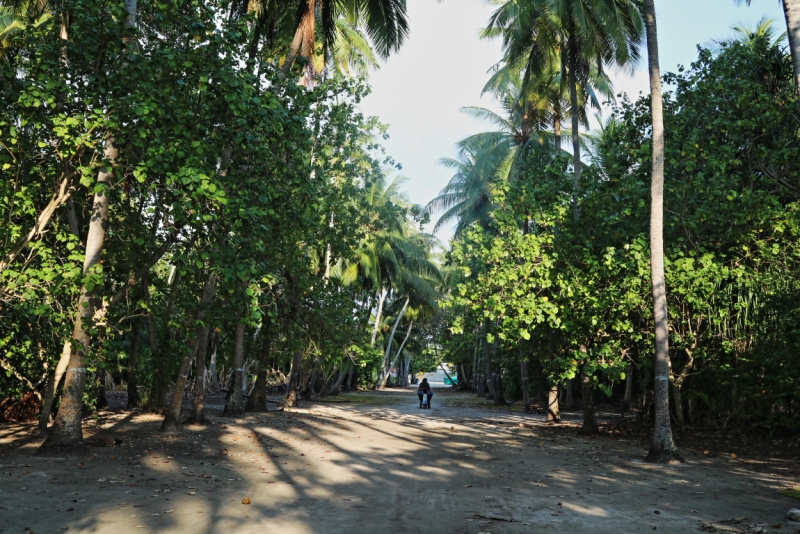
[417,378,433,409]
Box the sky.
[357,0,787,241]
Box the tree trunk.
[208,333,220,392]
[161,274,215,431]
[578,367,598,435]
[492,371,507,405]
[325,362,352,397]
[547,382,561,422]
[304,358,321,398]
[621,360,634,417]
[670,378,685,428]
[187,317,212,424]
[126,320,142,409]
[283,351,302,408]
[554,115,561,152]
[42,135,117,447]
[225,318,246,415]
[782,0,800,103]
[471,330,479,393]
[380,319,413,389]
[375,297,409,389]
[246,323,272,411]
[344,359,355,391]
[144,276,169,413]
[483,324,495,400]
[521,361,531,414]
[643,0,680,463]
[562,379,573,409]
[37,342,72,431]
[568,34,582,221]
[371,288,387,345]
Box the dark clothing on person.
[417,379,433,408]
[418,382,431,393]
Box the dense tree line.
[432,4,800,458]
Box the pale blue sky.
[357,0,786,240]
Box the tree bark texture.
[643,0,680,463]
[246,324,272,411]
[187,317,213,423]
[376,297,409,389]
[783,0,800,102]
[283,351,302,408]
[568,34,582,222]
[547,382,561,422]
[225,318,246,414]
[161,274,215,431]
[43,135,116,447]
[579,367,598,436]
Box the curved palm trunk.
[380,319,413,389]
[375,296,409,389]
[643,0,680,463]
[371,288,387,345]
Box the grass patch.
[315,394,398,406]
[780,487,800,500]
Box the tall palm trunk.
[380,319,413,389]
[371,288,387,345]
[643,0,680,463]
[783,0,800,100]
[567,35,582,221]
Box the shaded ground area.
[0,388,798,533]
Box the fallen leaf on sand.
[242,498,251,505]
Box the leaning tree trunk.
[324,362,352,397]
[42,137,117,447]
[643,0,680,463]
[283,351,302,408]
[38,342,72,431]
[161,274,216,431]
[375,297,409,389]
[371,288,388,345]
[380,319,413,389]
[279,0,316,80]
[225,317,246,415]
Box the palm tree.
[279,0,408,80]
[642,0,680,463]
[486,0,642,220]
[738,0,800,101]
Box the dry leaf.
[242,498,251,505]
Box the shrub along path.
[0,389,797,533]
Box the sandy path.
[0,389,798,533]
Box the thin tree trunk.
[42,136,117,446]
[187,317,212,423]
[161,274,216,431]
[547,382,561,422]
[554,115,562,152]
[643,0,680,463]
[782,0,800,102]
[371,288,387,345]
[483,327,495,400]
[521,361,531,414]
[208,333,220,392]
[283,351,302,408]
[579,366,598,435]
[344,358,355,391]
[225,317,246,414]
[246,322,272,411]
[568,36,582,221]
[37,342,72,431]
[304,358,321,398]
[670,379,685,428]
[126,319,142,409]
[621,360,634,417]
[325,362,352,397]
[381,319,413,389]
[471,329,479,393]
[376,297,409,389]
